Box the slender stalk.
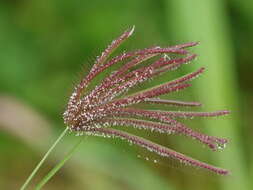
[20,127,69,190]
[34,136,85,190]
[166,0,249,189]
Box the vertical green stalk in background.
[166,0,250,190]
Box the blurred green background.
[0,0,252,190]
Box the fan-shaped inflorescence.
[63,26,230,175]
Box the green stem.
[20,127,69,190]
[34,136,85,190]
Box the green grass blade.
[34,136,84,190]
[20,127,69,190]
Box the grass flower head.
[63,26,230,175]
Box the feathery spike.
[98,118,223,150]
[85,128,229,175]
[143,98,202,107]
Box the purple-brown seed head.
[63,26,230,175]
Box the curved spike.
[85,128,229,175]
[98,118,221,150]
[169,42,200,49]
[158,110,230,118]
[108,83,191,109]
[143,98,202,107]
[94,26,135,68]
[110,108,228,149]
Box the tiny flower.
[63,26,230,175]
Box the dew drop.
[217,143,226,150]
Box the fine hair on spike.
[64,26,230,175]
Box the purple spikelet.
[63,26,230,175]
